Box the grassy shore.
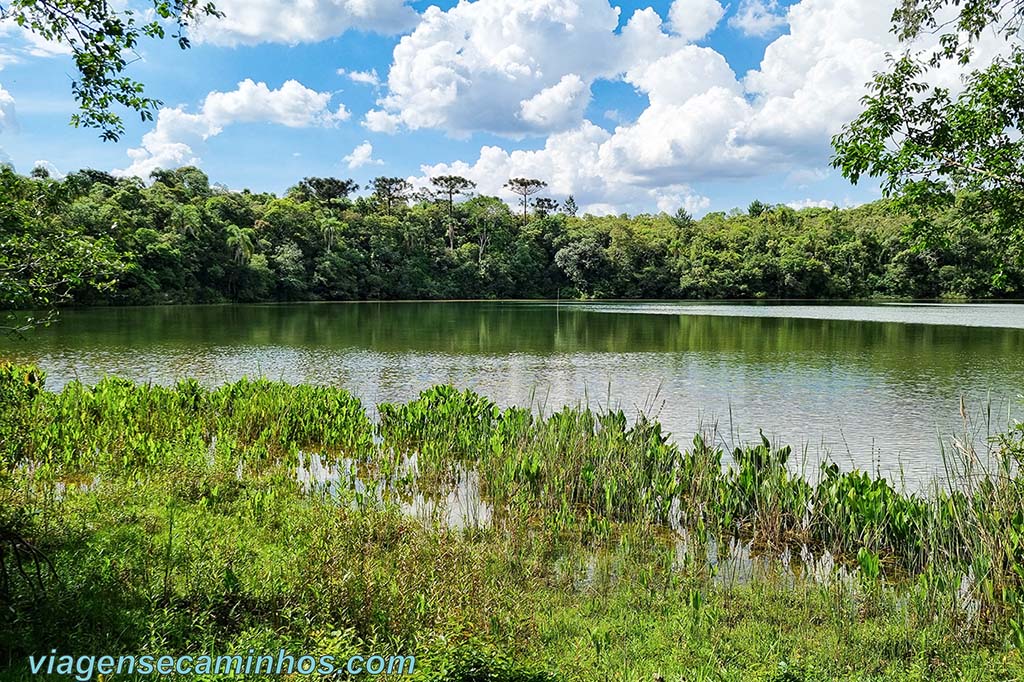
[2,364,1023,680]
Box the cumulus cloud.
[202,79,349,128]
[116,79,349,179]
[363,109,402,134]
[365,0,691,136]
[386,0,1016,214]
[518,74,590,130]
[191,0,419,46]
[410,121,710,216]
[787,198,836,209]
[729,0,789,37]
[362,0,783,145]
[0,84,17,133]
[668,0,726,42]
[32,160,65,179]
[343,141,383,169]
[339,68,382,87]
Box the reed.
[1,364,1022,680]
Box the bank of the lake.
[2,367,1023,680]
[8,167,1024,308]
[4,301,1024,484]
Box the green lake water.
[4,301,1024,485]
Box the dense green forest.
[2,164,1022,310]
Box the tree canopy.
[504,178,548,221]
[0,167,125,335]
[431,175,477,249]
[832,0,1024,283]
[288,177,360,206]
[2,166,1021,313]
[371,177,412,216]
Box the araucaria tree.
[562,195,579,217]
[430,175,476,249]
[504,178,547,221]
[4,164,1024,304]
[533,197,560,217]
[831,0,1024,288]
[371,177,412,216]
[289,177,360,207]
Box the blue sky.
[0,0,899,215]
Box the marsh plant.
[2,364,1023,680]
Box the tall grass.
[2,363,1023,679]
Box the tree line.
[2,0,1022,322]
[2,164,1022,316]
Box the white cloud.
[367,0,691,136]
[340,69,382,87]
[659,191,712,216]
[0,84,16,133]
[599,88,759,184]
[32,159,65,179]
[191,0,419,46]
[387,0,1018,214]
[787,198,836,209]
[518,74,590,130]
[116,79,349,179]
[668,0,726,42]
[736,0,899,163]
[19,28,74,57]
[0,21,74,89]
[729,0,789,37]
[603,109,624,123]
[362,0,776,145]
[363,109,403,134]
[625,45,740,107]
[202,79,349,128]
[0,21,73,65]
[410,121,710,216]
[786,168,829,187]
[343,141,383,169]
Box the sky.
[0,0,949,215]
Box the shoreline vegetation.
[3,365,1024,680]
[3,1,1022,680]
[39,295,1024,309]
[3,166,1024,325]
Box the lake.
[4,301,1024,486]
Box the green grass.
[2,365,1023,680]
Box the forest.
[3,164,1022,312]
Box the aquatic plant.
[2,366,1024,679]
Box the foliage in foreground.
[833,0,1024,286]
[2,366,1024,679]
[0,0,222,141]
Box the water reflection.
[294,451,492,530]
[4,301,1024,483]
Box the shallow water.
[4,300,1024,485]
